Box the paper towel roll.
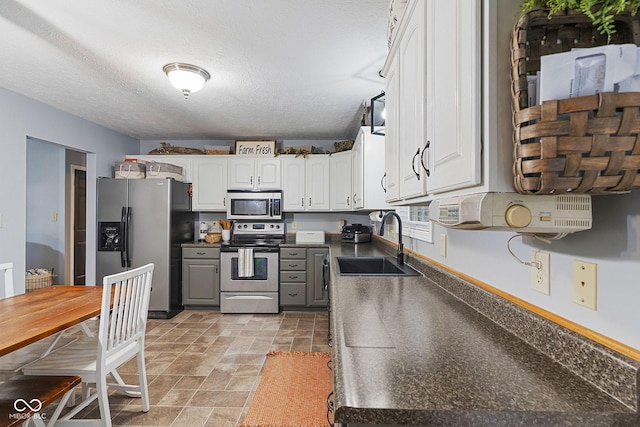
[369,211,385,222]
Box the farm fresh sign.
[234,140,276,156]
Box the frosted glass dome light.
[163,63,210,98]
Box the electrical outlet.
[530,251,550,295]
[291,221,298,230]
[51,213,58,222]
[573,260,597,310]
[440,234,447,257]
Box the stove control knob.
[243,224,248,229]
[270,224,274,228]
[276,224,280,229]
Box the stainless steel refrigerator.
[97,177,194,318]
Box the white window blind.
[395,206,433,243]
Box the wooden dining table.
[0,286,106,357]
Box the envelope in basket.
[539,44,637,102]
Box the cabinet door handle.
[302,197,305,207]
[381,172,387,192]
[223,197,226,207]
[411,147,421,181]
[258,175,261,185]
[289,252,298,256]
[250,176,253,185]
[346,196,350,206]
[197,252,206,255]
[288,264,298,268]
[288,293,298,297]
[420,140,431,177]
[309,197,312,206]
[289,275,298,279]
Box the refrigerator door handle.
[120,206,127,268]
[125,207,132,267]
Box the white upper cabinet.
[353,127,389,210]
[305,155,330,211]
[384,50,400,203]
[282,155,331,212]
[383,0,504,203]
[425,0,481,194]
[191,157,228,211]
[397,0,428,200]
[228,157,281,190]
[281,156,307,211]
[330,151,352,211]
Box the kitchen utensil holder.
[511,9,640,194]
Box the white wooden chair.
[23,263,154,427]
[0,262,13,299]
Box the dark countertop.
[327,241,639,426]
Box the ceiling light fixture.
[163,63,210,98]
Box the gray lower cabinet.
[307,247,329,307]
[182,247,220,306]
[279,247,329,309]
[280,248,307,307]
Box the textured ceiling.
[0,0,389,140]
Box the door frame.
[69,164,86,285]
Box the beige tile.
[190,390,250,407]
[204,407,244,427]
[112,405,182,426]
[226,375,258,391]
[157,388,196,406]
[173,375,206,390]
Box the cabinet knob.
[288,293,298,297]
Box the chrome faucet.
[379,211,404,265]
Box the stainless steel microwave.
[226,190,282,220]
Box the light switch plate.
[572,260,597,310]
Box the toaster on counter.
[341,224,372,243]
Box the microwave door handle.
[269,199,273,216]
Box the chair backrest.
[0,262,14,299]
[98,264,154,366]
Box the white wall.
[0,87,139,292]
[372,192,640,351]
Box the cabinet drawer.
[279,259,306,271]
[183,247,220,259]
[280,248,307,259]
[280,271,306,283]
[280,283,306,306]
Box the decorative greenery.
[521,0,640,42]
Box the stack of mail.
[538,43,640,104]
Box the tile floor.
[67,310,330,426]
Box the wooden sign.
[234,140,276,156]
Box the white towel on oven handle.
[238,248,254,278]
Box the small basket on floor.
[25,270,54,292]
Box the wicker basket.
[25,272,53,292]
[334,140,354,152]
[204,232,221,243]
[511,9,640,194]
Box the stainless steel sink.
[336,256,421,276]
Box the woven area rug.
[239,351,332,427]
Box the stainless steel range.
[219,221,285,313]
